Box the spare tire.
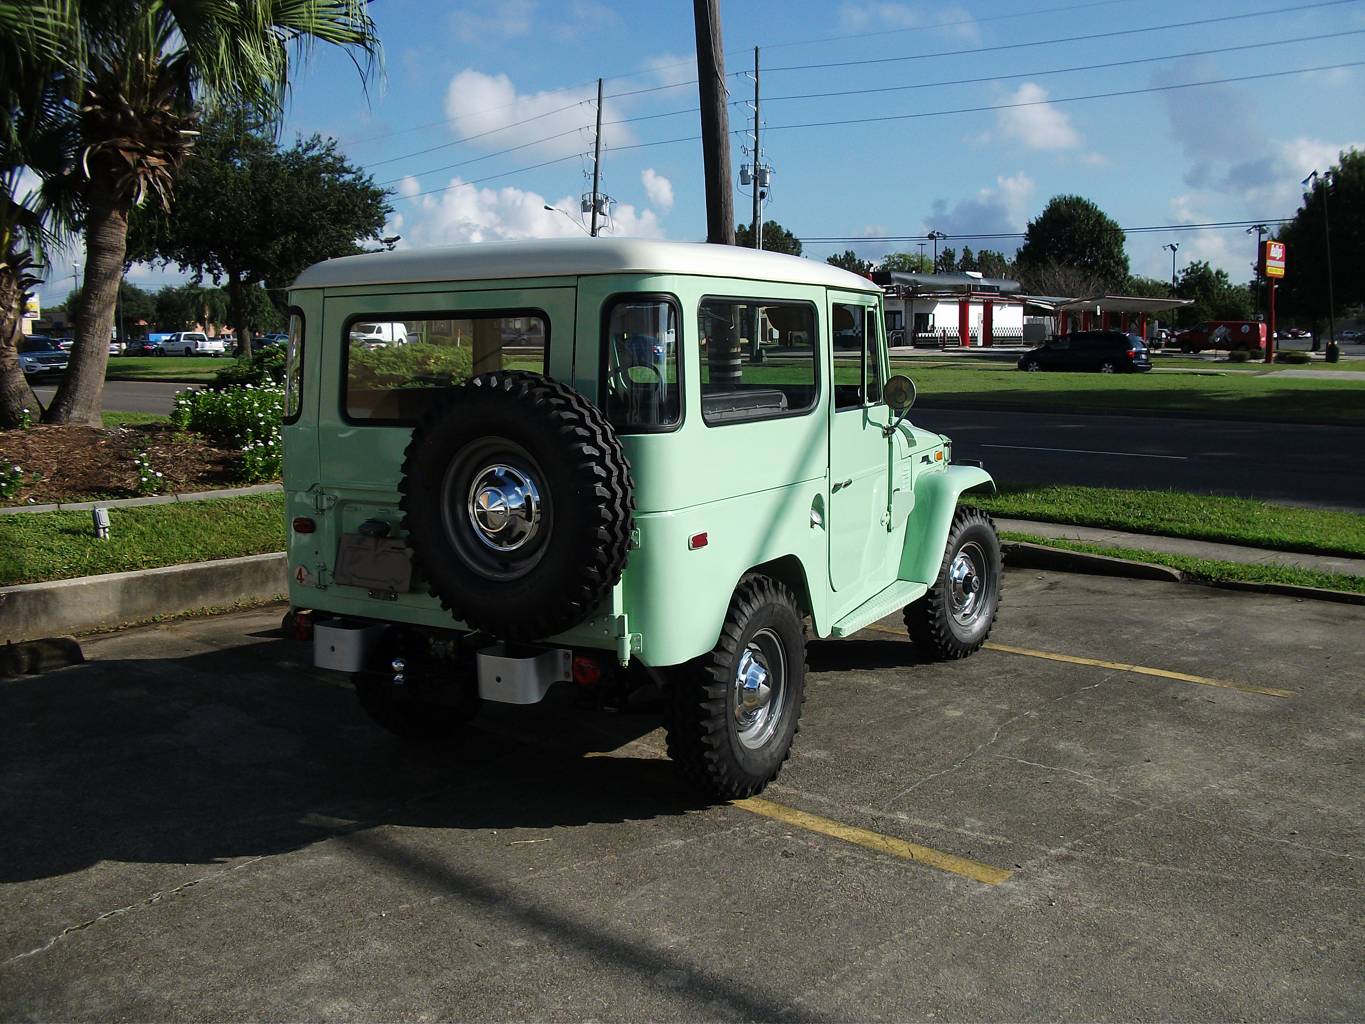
[399,370,634,640]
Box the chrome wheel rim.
[948,541,989,625]
[1026,361,1040,371]
[440,440,551,582]
[733,627,786,750]
[466,463,542,554]
[1101,362,1116,373]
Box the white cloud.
[642,52,695,91]
[446,0,537,44]
[640,168,674,212]
[995,83,1081,150]
[394,178,665,247]
[924,172,1036,245]
[1138,195,1248,281]
[443,69,633,159]
[838,2,979,40]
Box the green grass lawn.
[0,493,285,586]
[892,363,1365,425]
[1001,532,1365,595]
[105,356,226,381]
[102,411,170,429]
[974,484,1365,559]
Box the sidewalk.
[995,517,1365,579]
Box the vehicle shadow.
[0,633,697,885]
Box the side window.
[343,311,547,423]
[864,307,883,405]
[698,298,817,425]
[832,302,864,411]
[284,310,304,423]
[1051,338,1071,350]
[603,296,680,432]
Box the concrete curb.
[1002,541,1185,582]
[0,553,287,643]
[1209,579,1365,606]
[1,483,282,516]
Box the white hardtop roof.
[291,237,878,293]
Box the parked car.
[260,332,289,348]
[158,331,226,357]
[1175,321,1266,353]
[1017,331,1152,373]
[288,237,1001,799]
[108,338,125,356]
[348,321,409,347]
[1341,329,1361,342]
[18,335,68,378]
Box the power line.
[799,220,1293,243]
[395,151,591,201]
[761,0,1362,73]
[376,123,593,187]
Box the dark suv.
[1017,331,1151,373]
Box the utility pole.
[1302,170,1337,351]
[1247,223,1267,318]
[927,230,945,271]
[693,0,734,245]
[590,78,604,238]
[751,47,761,249]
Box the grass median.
[1001,532,1365,595]
[892,363,1365,425]
[105,356,225,381]
[973,484,1365,559]
[0,492,285,586]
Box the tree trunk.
[0,264,41,428]
[227,269,252,359]
[45,182,129,426]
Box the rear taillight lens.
[1128,349,1137,358]
[292,516,316,534]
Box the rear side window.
[603,296,681,432]
[698,297,817,425]
[343,311,547,423]
[284,310,304,423]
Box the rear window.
[284,311,304,423]
[603,295,681,432]
[343,312,547,423]
[698,297,818,425]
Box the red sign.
[1263,240,1286,279]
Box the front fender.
[899,465,995,584]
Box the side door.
[828,294,893,598]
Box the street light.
[1302,170,1337,351]
[543,205,591,236]
[916,241,927,268]
[1246,223,1268,318]
[1162,242,1180,291]
[927,230,947,272]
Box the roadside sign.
[1263,240,1286,279]
[23,294,39,319]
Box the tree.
[933,246,957,274]
[735,220,801,255]
[825,250,874,277]
[1278,149,1363,343]
[41,1,379,426]
[1124,275,1175,298]
[1175,260,1253,326]
[58,280,154,324]
[956,245,976,272]
[0,2,80,427]
[878,252,932,274]
[1020,260,1107,299]
[1017,195,1129,291]
[153,284,227,332]
[133,109,389,355]
[975,249,1016,279]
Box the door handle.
[832,478,853,492]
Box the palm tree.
[43,0,379,425]
[0,1,81,428]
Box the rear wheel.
[182,348,192,357]
[905,506,1001,660]
[666,576,806,800]
[1100,360,1117,373]
[1024,359,1041,372]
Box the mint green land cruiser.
[284,238,1001,799]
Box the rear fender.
[899,465,995,584]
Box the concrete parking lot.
[1,570,1361,1021]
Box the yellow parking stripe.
[861,624,1294,699]
[733,797,1013,886]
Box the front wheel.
[666,576,806,800]
[1100,360,1117,373]
[904,506,1001,660]
[1024,359,1041,372]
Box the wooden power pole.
[693,0,734,245]
[751,46,761,250]
[590,78,604,237]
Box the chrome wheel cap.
[949,542,989,625]
[734,628,786,749]
[467,464,542,553]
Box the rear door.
[314,285,577,602]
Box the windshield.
[19,338,59,353]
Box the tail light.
[292,516,316,534]
[1127,349,1137,358]
[572,655,602,686]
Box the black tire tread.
[665,575,807,800]
[904,505,1002,661]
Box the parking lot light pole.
[927,230,946,272]
[1302,170,1337,351]
[1163,242,1180,291]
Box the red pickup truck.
[1175,321,1267,353]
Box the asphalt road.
[912,406,1365,512]
[32,379,190,415]
[2,573,1360,1021]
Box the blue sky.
[39,0,1365,306]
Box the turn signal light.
[934,450,944,461]
[292,516,316,534]
[688,532,709,550]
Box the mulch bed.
[0,424,242,505]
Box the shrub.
[132,452,166,495]
[348,342,473,389]
[2,464,26,501]
[1275,350,1312,364]
[213,346,286,387]
[171,383,284,483]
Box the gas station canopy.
[1048,294,1194,315]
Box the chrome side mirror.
[882,373,917,436]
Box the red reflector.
[572,655,602,686]
[688,532,708,550]
[292,516,316,534]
